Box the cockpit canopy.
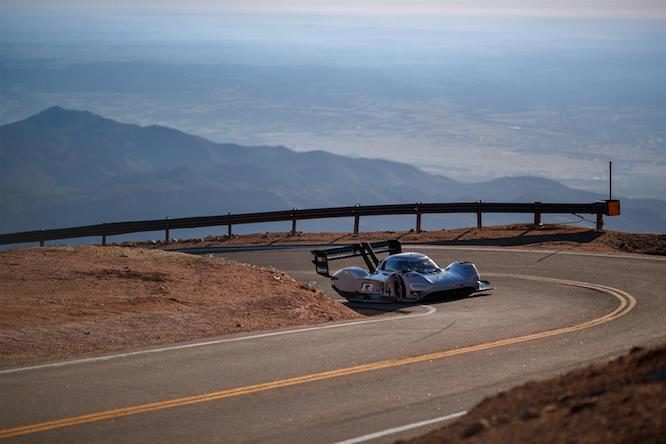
[380,253,440,273]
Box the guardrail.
[0,200,620,247]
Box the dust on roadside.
[0,246,362,368]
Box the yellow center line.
[0,274,636,439]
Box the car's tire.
[393,274,406,303]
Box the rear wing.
[311,240,402,277]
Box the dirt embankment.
[404,344,666,444]
[0,246,361,368]
[133,224,666,256]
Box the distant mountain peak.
[486,175,570,188]
[42,105,66,113]
[38,105,91,117]
[24,106,105,128]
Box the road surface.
[1,246,664,443]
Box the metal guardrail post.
[102,235,107,246]
[533,201,542,227]
[596,212,604,231]
[227,212,233,237]
[415,202,422,233]
[476,201,483,229]
[39,229,44,247]
[290,209,297,236]
[164,217,170,243]
[353,204,360,236]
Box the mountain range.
[1,107,664,236]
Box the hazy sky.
[4,0,666,18]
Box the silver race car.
[312,240,492,303]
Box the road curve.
[1,247,664,443]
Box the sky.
[3,0,666,18]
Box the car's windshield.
[383,257,439,273]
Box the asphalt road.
[1,246,665,443]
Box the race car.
[311,240,492,303]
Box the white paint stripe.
[333,410,467,444]
[0,305,436,375]
[409,244,666,261]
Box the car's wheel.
[393,274,406,303]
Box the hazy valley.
[1,107,664,236]
[2,12,665,201]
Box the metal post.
[609,160,613,200]
[533,201,542,227]
[39,240,44,247]
[164,217,170,243]
[353,204,360,236]
[227,212,232,238]
[596,212,604,231]
[102,235,107,246]
[415,203,422,233]
[476,201,482,229]
[290,209,297,236]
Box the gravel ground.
[0,246,361,368]
[403,344,666,444]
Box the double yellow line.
[0,274,636,439]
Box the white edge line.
[0,305,436,375]
[333,410,468,444]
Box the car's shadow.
[343,290,493,316]
[424,290,493,303]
